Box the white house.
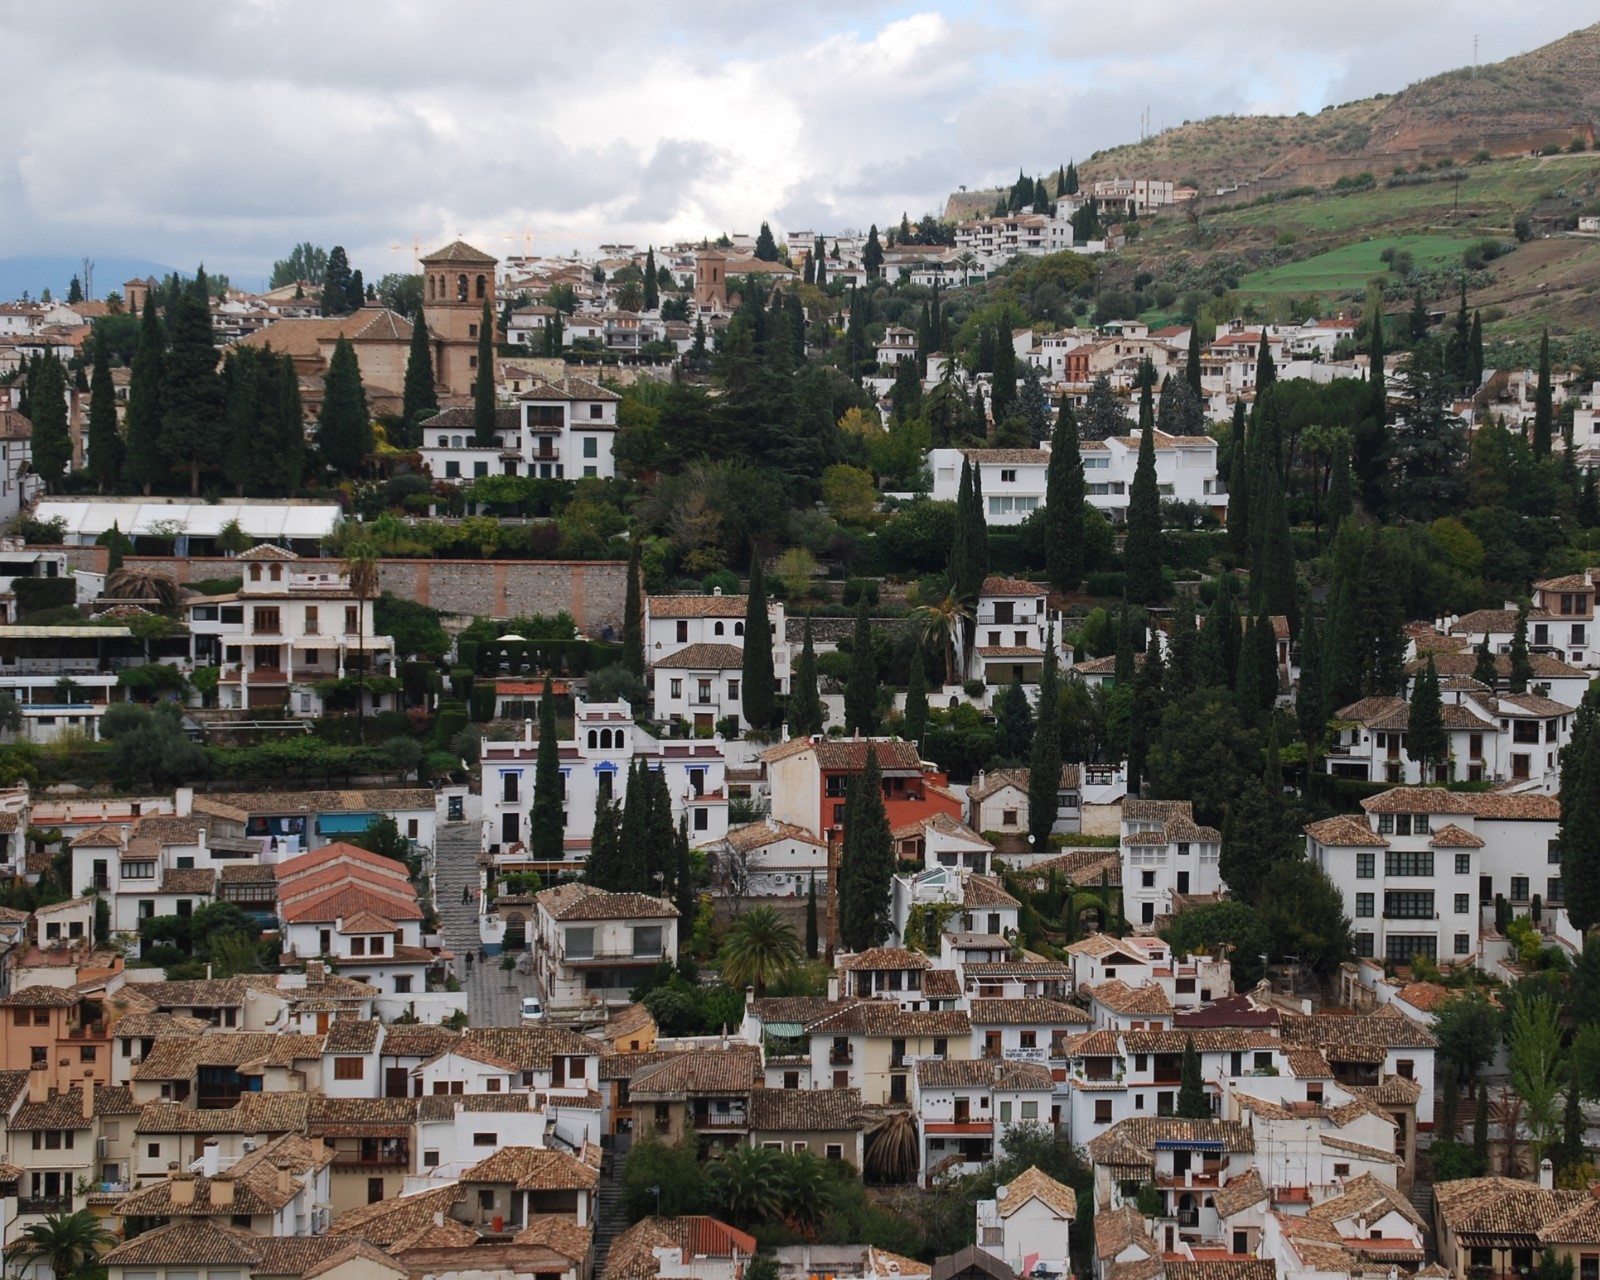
[643,591,788,676]
[479,698,729,856]
[928,449,1047,527]
[976,1165,1077,1279]
[914,1059,1054,1184]
[650,643,749,731]
[530,882,678,1013]
[709,818,828,901]
[418,376,619,483]
[1120,799,1224,931]
[971,577,1068,686]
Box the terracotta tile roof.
[535,882,677,921]
[646,594,749,619]
[1088,1116,1254,1167]
[422,239,497,265]
[968,998,1090,1026]
[1411,651,1587,681]
[162,867,218,894]
[118,1133,332,1217]
[0,985,79,1007]
[916,1058,1052,1090]
[1165,1261,1276,1280]
[1320,1133,1404,1164]
[105,1223,276,1268]
[511,1216,594,1260]
[628,1048,760,1097]
[1352,1075,1425,1106]
[1429,823,1485,848]
[386,1219,481,1253]
[604,1217,756,1280]
[380,1024,462,1059]
[1465,792,1562,820]
[962,960,1072,978]
[1304,816,1388,848]
[1393,981,1452,1013]
[12,1085,116,1130]
[867,1248,932,1279]
[1280,1007,1436,1051]
[1095,1201,1159,1260]
[1083,979,1173,1015]
[652,642,747,670]
[923,969,962,997]
[803,1003,971,1037]
[1308,1171,1426,1232]
[281,883,424,925]
[1450,609,1548,635]
[1498,692,1576,717]
[961,448,1048,465]
[1024,847,1121,886]
[328,1181,465,1244]
[1359,788,1476,815]
[599,1049,683,1081]
[839,947,933,971]
[749,1086,862,1131]
[133,815,209,845]
[963,875,1019,908]
[1122,1028,1280,1054]
[463,1145,599,1190]
[1212,1168,1269,1217]
[997,1165,1077,1219]
[460,1024,600,1069]
[307,1095,419,1136]
[760,738,925,771]
[70,824,124,848]
[720,819,826,852]
[110,1011,211,1038]
[136,1092,311,1134]
[980,577,1049,597]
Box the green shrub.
[13,578,75,618]
[842,578,880,606]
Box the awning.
[316,813,377,835]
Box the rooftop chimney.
[212,1178,234,1207]
[171,1174,196,1206]
[1541,1158,1555,1191]
[80,1078,95,1121]
[827,974,839,1003]
[277,1165,293,1196]
[199,1139,221,1178]
[524,718,534,745]
[26,1064,48,1106]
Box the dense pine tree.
[753,223,779,262]
[844,598,877,735]
[1029,628,1062,852]
[1045,402,1086,592]
[402,306,437,432]
[318,336,372,477]
[1125,418,1164,605]
[1533,329,1553,459]
[790,614,823,738]
[124,296,167,494]
[28,350,70,490]
[839,747,894,951]
[322,246,355,316]
[741,558,776,730]
[531,678,563,862]
[86,329,122,492]
[160,270,224,495]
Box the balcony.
[692,1108,749,1129]
[20,1197,72,1215]
[829,1049,854,1066]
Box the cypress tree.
[949,458,972,596]
[844,598,877,735]
[1196,590,1229,690]
[1256,332,1276,395]
[273,352,306,493]
[1219,579,1242,690]
[1469,311,1484,391]
[1029,628,1062,853]
[675,816,695,928]
[1236,614,1263,725]
[318,336,371,476]
[1325,433,1353,533]
[220,345,263,497]
[990,323,1017,425]
[585,795,624,890]
[805,874,819,959]
[1252,455,1297,628]
[1176,1037,1208,1118]
[790,614,824,739]
[322,246,354,316]
[1509,608,1534,694]
[622,539,644,679]
[966,463,991,591]
[101,522,127,573]
[531,677,564,863]
[1114,603,1137,690]
[472,298,496,446]
[1473,634,1498,689]
[160,270,224,495]
[741,558,776,731]
[1354,310,1387,513]
[1409,656,1447,782]
[644,247,659,310]
[1563,690,1600,936]
[1167,595,1198,698]
[1227,401,1250,559]
[1533,329,1554,459]
[1065,161,1079,195]
[1046,402,1086,592]
[1138,372,1154,433]
[1296,610,1324,747]
[86,329,122,492]
[839,748,894,950]
[1125,419,1164,605]
[617,761,649,894]
[903,654,928,746]
[1186,325,1203,399]
[1254,611,1280,715]
[644,765,676,893]
[402,305,437,431]
[28,350,70,490]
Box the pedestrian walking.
[462,884,469,904]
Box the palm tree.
[863,1110,919,1184]
[15,1209,116,1280]
[781,1150,834,1235]
[342,541,380,742]
[916,593,971,687]
[708,1145,786,1227]
[615,281,644,312]
[718,906,801,996]
[105,566,182,613]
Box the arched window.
[452,435,463,448]
[587,730,597,749]
[438,436,448,448]
[713,622,724,636]
[249,564,261,582]
[428,275,435,301]
[734,622,744,637]
[456,274,468,302]
[269,565,282,581]
[600,729,613,749]
[476,275,487,300]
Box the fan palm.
[105,566,182,613]
[15,1209,116,1280]
[781,1150,834,1234]
[915,594,971,687]
[707,1144,786,1226]
[863,1110,919,1184]
[718,906,801,996]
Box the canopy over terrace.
[34,500,342,553]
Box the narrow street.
[432,820,541,1026]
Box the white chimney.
[524,718,534,745]
[1540,1158,1555,1190]
[200,1139,221,1178]
[827,974,839,1003]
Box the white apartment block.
[419,376,619,484]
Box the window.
[345,606,359,634]
[445,460,460,479]
[1581,1257,1599,1280]
[693,808,708,832]
[394,976,412,994]
[999,1101,1012,1123]
[334,1058,365,1080]
[1021,1100,1039,1120]
[669,678,682,699]
[304,605,319,635]
[565,928,594,959]
[633,926,663,957]
[825,1144,843,1161]
[1094,1100,1113,1124]
[1376,814,1393,834]
[1551,877,1565,903]
[1354,932,1375,958]
[1454,894,1470,914]
[473,1132,496,1146]
[473,461,488,477]
[252,608,280,635]
[80,1046,95,1063]
[1455,933,1471,955]
[1001,809,1017,826]
[1385,851,1433,877]
[502,773,520,803]
[147,1142,161,1159]
[1355,893,1374,918]
[1384,891,1434,919]
[583,437,598,458]
[1384,935,1438,965]
[728,679,740,700]
[1550,840,1563,864]
[1000,469,1017,483]
[1356,853,1374,879]
[590,404,603,419]
[1456,853,1472,875]
[124,860,155,879]
[1511,876,1530,902]
[423,1148,440,1168]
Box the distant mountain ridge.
[0,256,177,305]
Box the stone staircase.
[433,821,484,962]
[590,1170,629,1278]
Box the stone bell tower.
[419,240,499,395]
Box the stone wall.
[55,548,626,632]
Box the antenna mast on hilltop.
[1473,34,1479,76]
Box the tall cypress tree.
[990,323,1017,425]
[1256,332,1276,395]
[1296,609,1324,747]
[322,246,354,316]
[86,328,122,492]
[1409,656,1447,782]
[741,558,775,730]
[805,874,819,959]
[1509,608,1535,694]
[644,766,676,893]
[220,345,263,497]
[530,677,563,862]
[1473,635,1499,689]
[1029,628,1062,852]
[644,247,659,310]
[1125,419,1164,605]
[674,816,695,927]
[273,352,306,493]
[844,598,877,735]
[160,270,224,495]
[1326,433,1353,534]
[318,336,371,477]
[472,298,497,446]
[967,462,990,588]
[839,748,894,950]
[1469,311,1484,391]
[1186,326,1203,398]
[28,350,70,491]
[1046,402,1086,592]
[585,795,624,890]
[617,761,650,894]
[1176,1037,1208,1118]
[622,539,644,678]
[1167,595,1198,698]
[1533,329,1554,459]
[790,614,823,738]
[402,305,437,432]
[903,654,928,746]
[124,292,168,492]
[1227,401,1250,559]
[1252,455,1297,629]
[1561,689,1600,935]
[1355,310,1388,513]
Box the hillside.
[1078,23,1600,194]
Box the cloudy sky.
[1,0,1587,288]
